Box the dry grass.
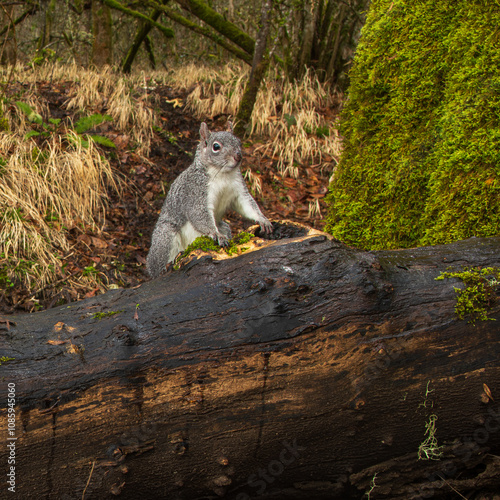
[244,168,263,196]
[0,61,338,301]
[0,63,156,156]
[177,63,342,178]
[0,100,119,291]
[106,78,154,156]
[1,61,340,177]
[63,65,155,156]
[0,63,149,298]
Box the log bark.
[1,224,499,499]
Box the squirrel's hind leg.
[146,222,180,278]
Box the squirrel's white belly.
[208,174,238,221]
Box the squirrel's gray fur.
[146,121,272,278]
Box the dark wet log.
[1,225,499,499]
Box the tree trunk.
[0,4,16,65]
[296,0,316,77]
[121,7,163,73]
[103,0,174,40]
[282,0,368,86]
[325,4,346,81]
[161,4,253,65]
[1,225,500,499]
[175,0,255,55]
[234,0,272,137]
[144,35,156,70]
[36,0,56,53]
[91,0,113,67]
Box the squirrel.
[146,121,273,278]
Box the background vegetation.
[326,0,500,249]
[1,0,499,311]
[1,0,364,309]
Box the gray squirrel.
[146,121,273,278]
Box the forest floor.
[1,80,337,313]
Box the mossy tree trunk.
[160,3,253,64]
[121,5,165,73]
[144,35,156,69]
[1,226,499,499]
[175,0,255,56]
[91,0,113,67]
[234,0,273,137]
[326,0,500,249]
[36,0,56,54]
[102,0,174,39]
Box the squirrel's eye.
[212,142,221,152]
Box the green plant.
[15,101,63,140]
[418,414,443,460]
[0,115,8,132]
[365,473,377,499]
[173,232,255,269]
[82,264,100,278]
[315,125,330,138]
[73,114,116,148]
[0,256,42,291]
[74,113,112,134]
[112,260,125,272]
[419,380,434,409]
[16,101,43,125]
[436,267,500,323]
[31,48,57,66]
[284,113,297,128]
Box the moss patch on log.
[436,267,500,323]
[176,231,255,267]
[325,0,500,249]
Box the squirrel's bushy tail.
[146,222,177,278]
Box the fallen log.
[1,223,499,499]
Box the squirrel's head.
[198,122,242,172]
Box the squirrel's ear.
[226,121,234,133]
[200,122,210,144]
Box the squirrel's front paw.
[216,233,230,247]
[259,218,273,234]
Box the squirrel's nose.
[234,152,242,163]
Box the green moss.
[102,0,174,38]
[180,236,221,260]
[0,356,15,366]
[435,267,500,323]
[92,310,124,320]
[225,231,253,255]
[325,0,500,249]
[176,232,255,265]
